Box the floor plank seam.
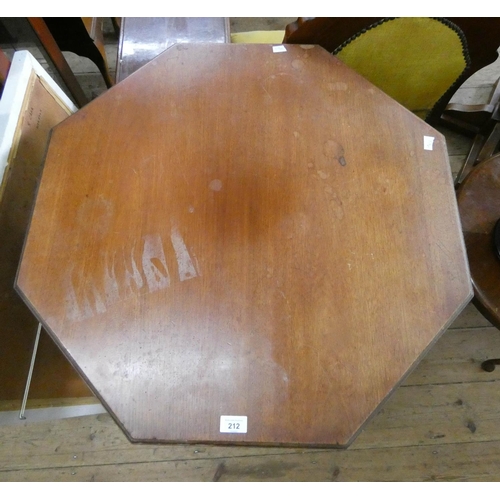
[0,451,323,472]
[402,379,500,387]
[4,437,500,474]
[350,439,500,452]
[448,326,497,331]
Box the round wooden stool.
[457,153,500,371]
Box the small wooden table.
[16,44,472,447]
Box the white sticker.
[220,415,247,433]
[272,45,287,53]
[424,136,435,150]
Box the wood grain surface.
[457,154,500,328]
[16,44,472,446]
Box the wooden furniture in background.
[116,17,229,82]
[43,17,114,88]
[0,17,89,107]
[16,44,472,447]
[25,18,92,108]
[444,80,500,138]
[452,78,500,184]
[0,51,93,403]
[457,154,500,372]
[283,17,500,125]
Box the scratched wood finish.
[16,44,472,447]
[456,155,500,329]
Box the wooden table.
[16,43,472,447]
[457,155,500,329]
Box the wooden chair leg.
[43,17,115,89]
[455,133,486,186]
[80,17,115,88]
[27,17,88,107]
[476,122,500,163]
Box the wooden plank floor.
[2,18,500,481]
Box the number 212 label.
[220,415,248,433]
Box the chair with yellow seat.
[282,17,500,126]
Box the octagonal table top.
[16,43,472,447]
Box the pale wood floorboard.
[1,18,500,482]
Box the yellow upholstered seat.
[333,18,468,120]
[230,30,285,44]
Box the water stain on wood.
[323,139,347,167]
[65,227,199,321]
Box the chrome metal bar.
[19,322,42,420]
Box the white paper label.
[273,45,287,53]
[424,136,435,150]
[220,415,247,433]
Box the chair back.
[284,17,500,123]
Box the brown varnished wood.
[0,74,92,401]
[16,44,472,446]
[0,48,10,91]
[457,154,500,330]
[284,18,382,52]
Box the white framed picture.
[0,50,77,196]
